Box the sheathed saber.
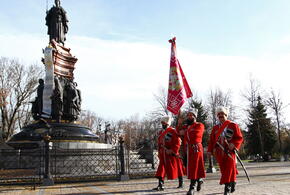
[216,141,234,160]
[218,140,251,183]
[234,148,251,183]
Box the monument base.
[52,141,112,149]
[7,120,102,150]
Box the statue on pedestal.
[63,81,81,121]
[51,76,63,122]
[46,0,68,45]
[7,0,99,150]
[31,79,44,120]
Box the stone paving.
[0,161,290,195]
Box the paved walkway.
[1,161,290,195]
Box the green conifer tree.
[246,96,277,159]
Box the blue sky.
[2,0,290,55]
[1,0,290,123]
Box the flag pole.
[166,37,192,116]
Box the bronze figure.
[45,0,68,45]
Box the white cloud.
[0,33,47,64]
[1,33,289,122]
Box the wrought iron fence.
[50,147,120,182]
[0,148,43,184]
[0,142,159,185]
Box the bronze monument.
[8,0,100,149]
[45,0,68,45]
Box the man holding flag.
[167,37,193,185]
[153,37,193,191]
[168,36,192,170]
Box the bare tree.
[0,57,42,141]
[118,116,140,150]
[241,76,262,108]
[207,88,234,126]
[114,114,160,150]
[79,110,103,134]
[266,89,289,154]
[149,87,169,119]
[0,88,8,143]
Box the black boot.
[224,183,230,195]
[152,177,164,191]
[230,181,236,193]
[187,180,196,195]
[177,176,183,188]
[196,178,203,191]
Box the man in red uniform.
[153,116,184,191]
[207,107,243,195]
[184,108,206,195]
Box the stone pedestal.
[7,120,101,149]
[52,141,112,149]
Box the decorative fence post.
[118,136,129,181]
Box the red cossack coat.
[184,122,206,180]
[207,120,243,184]
[155,127,184,180]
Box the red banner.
[167,37,192,115]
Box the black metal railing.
[50,147,120,182]
[0,148,43,184]
[0,142,160,185]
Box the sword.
[216,141,234,161]
[224,139,251,184]
[234,148,251,183]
